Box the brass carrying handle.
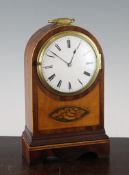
[48,18,75,25]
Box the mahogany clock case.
[22,23,110,163]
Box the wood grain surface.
[0,137,129,175]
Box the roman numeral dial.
[38,32,100,95]
[67,39,71,48]
[48,74,56,81]
[78,79,83,86]
[55,44,61,51]
[84,71,91,76]
[57,80,62,88]
[43,65,53,69]
[68,82,72,90]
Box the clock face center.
[67,63,72,67]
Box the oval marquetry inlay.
[49,106,89,122]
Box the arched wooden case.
[22,21,110,164]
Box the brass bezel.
[37,31,101,96]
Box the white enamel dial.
[37,32,101,95]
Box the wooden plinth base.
[22,136,110,164]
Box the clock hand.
[50,51,69,65]
[68,41,81,66]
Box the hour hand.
[50,51,69,65]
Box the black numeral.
[48,74,56,81]
[84,71,90,76]
[67,39,71,48]
[68,82,72,90]
[57,80,62,88]
[46,54,55,58]
[43,65,53,69]
[55,44,61,51]
[78,79,83,85]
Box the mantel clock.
[22,18,110,164]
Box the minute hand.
[69,41,81,65]
[50,51,69,65]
